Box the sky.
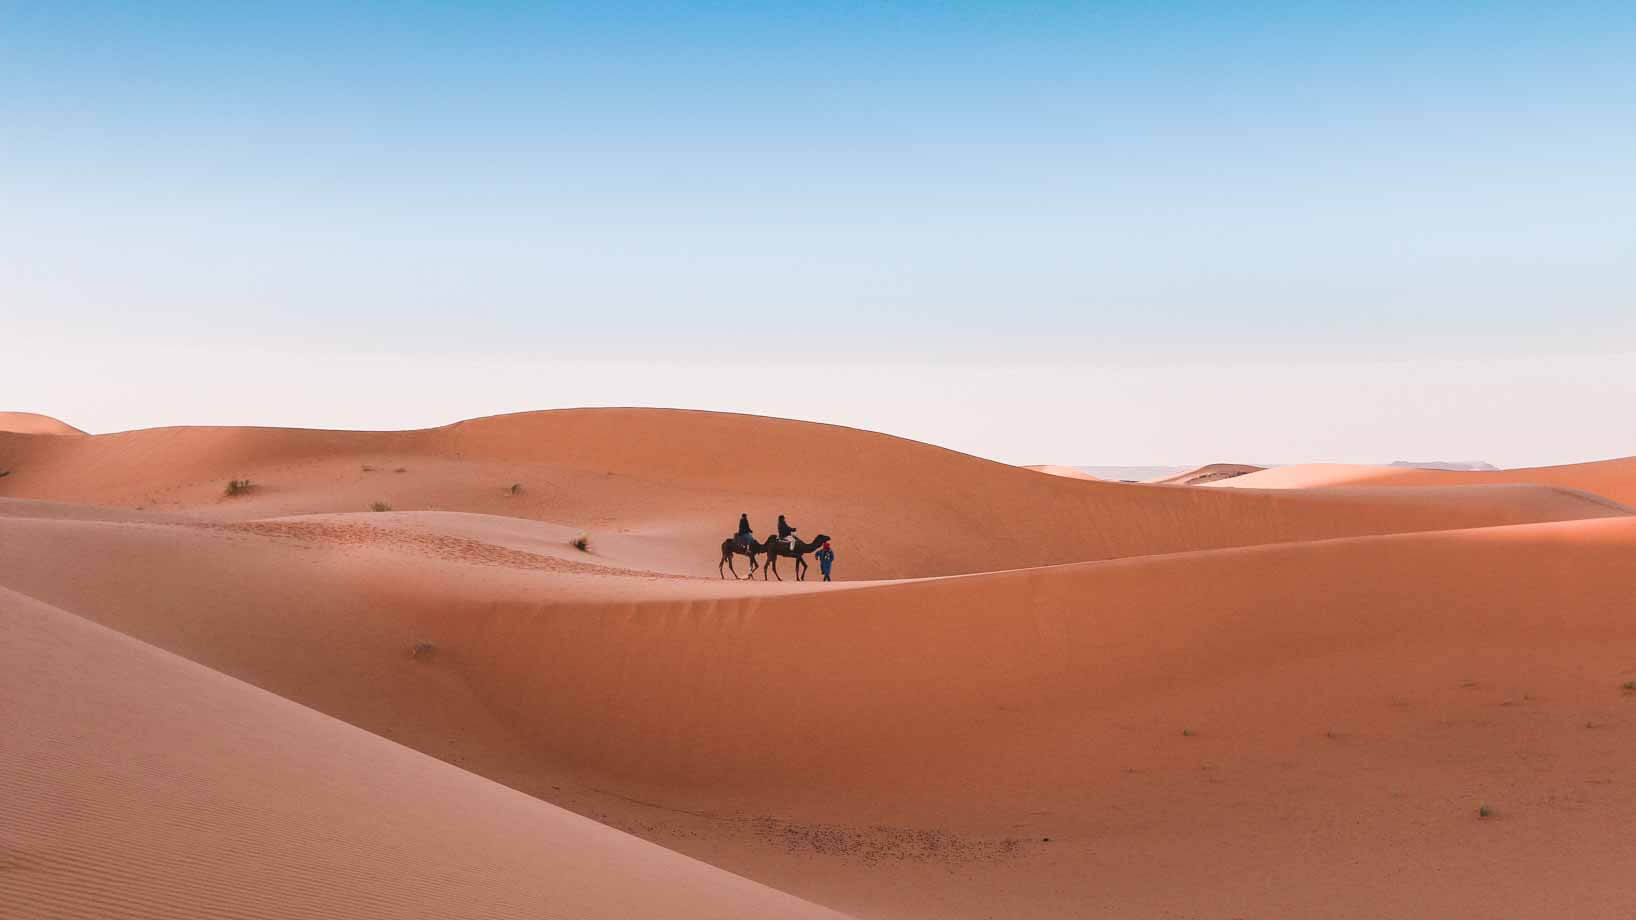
[3,2,1633,464]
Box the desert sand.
[5,408,1636,919]
[0,410,86,436]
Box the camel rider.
[737,513,755,551]
[777,514,797,550]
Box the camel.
[761,533,831,582]
[719,535,766,579]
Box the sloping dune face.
[6,408,1636,919]
[0,411,86,436]
[0,409,1626,579]
[0,585,845,920]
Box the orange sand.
[4,408,1635,919]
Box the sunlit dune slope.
[0,584,845,920]
[1022,464,1102,480]
[0,409,1626,578]
[1150,462,1265,485]
[1215,456,1636,506]
[0,411,85,436]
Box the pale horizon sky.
[4,2,1633,465]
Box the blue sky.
[4,2,1634,459]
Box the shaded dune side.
[1218,456,1636,506]
[0,585,846,920]
[0,409,1628,578]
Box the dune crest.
[0,411,86,436]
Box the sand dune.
[1150,461,1265,485]
[1214,456,1636,506]
[1,409,1626,580]
[6,408,1636,918]
[1022,463,1103,480]
[0,584,846,920]
[0,410,85,436]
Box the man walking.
[816,541,835,582]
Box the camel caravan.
[719,513,832,581]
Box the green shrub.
[224,479,253,496]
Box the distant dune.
[1390,460,1499,471]
[5,408,1636,919]
[1022,463,1103,481]
[1210,456,1636,507]
[1150,462,1265,485]
[0,411,86,436]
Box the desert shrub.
[370,500,392,512]
[571,532,590,551]
[224,479,253,496]
[509,483,524,495]
[1478,804,1492,818]
[410,641,435,660]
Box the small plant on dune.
[1622,681,1636,692]
[394,467,408,473]
[1180,728,1196,738]
[224,478,253,496]
[1477,804,1492,819]
[361,464,378,472]
[410,641,436,660]
[0,469,11,479]
[508,482,524,496]
[571,532,590,552]
[370,500,392,512]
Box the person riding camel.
[777,514,797,550]
[736,513,755,551]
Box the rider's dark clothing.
[777,515,796,539]
[737,514,755,548]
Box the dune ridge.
[0,410,85,436]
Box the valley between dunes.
[4,408,1636,919]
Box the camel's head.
[812,534,832,546]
